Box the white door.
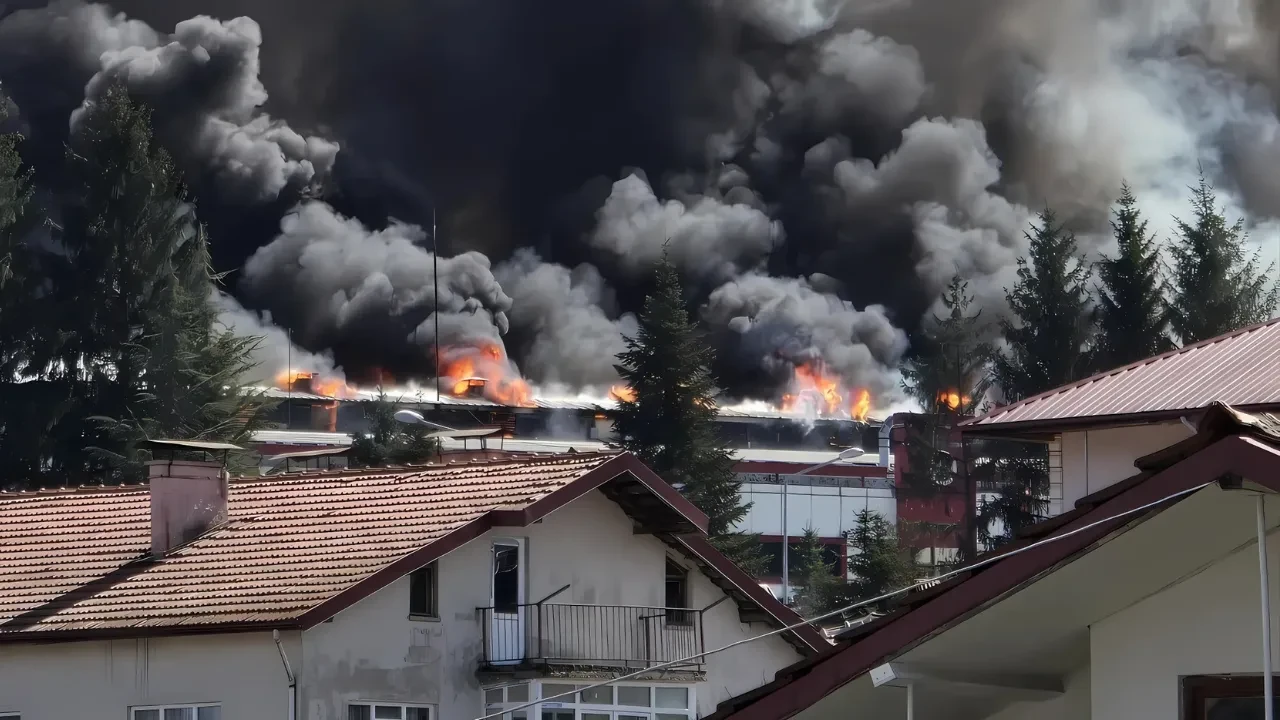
[490,538,526,663]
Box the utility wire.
[475,479,1212,720]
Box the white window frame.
[347,701,435,720]
[129,704,221,719]
[481,681,695,720]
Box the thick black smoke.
[3,0,1280,406]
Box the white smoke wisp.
[211,290,345,386]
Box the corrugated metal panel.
[0,454,614,634]
[969,318,1280,428]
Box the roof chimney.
[147,456,230,557]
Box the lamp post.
[780,446,865,604]
[393,409,455,432]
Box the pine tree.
[791,528,842,618]
[0,85,271,487]
[351,394,441,466]
[611,253,761,573]
[845,509,911,610]
[1168,174,1279,344]
[898,277,992,567]
[992,208,1095,402]
[0,89,32,291]
[1094,184,1172,370]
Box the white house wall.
[982,666,1092,720]
[1090,529,1280,720]
[0,631,298,719]
[1058,423,1191,512]
[300,488,805,720]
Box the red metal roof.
[964,317,1280,431]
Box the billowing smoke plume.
[212,290,345,386]
[495,249,638,391]
[240,202,512,367]
[4,0,1280,409]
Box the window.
[131,706,220,720]
[409,562,438,619]
[664,558,690,625]
[493,543,521,613]
[0,714,19,719]
[347,703,433,720]
[494,682,693,720]
[1183,675,1278,719]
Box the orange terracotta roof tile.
[0,452,619,637]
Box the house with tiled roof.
[706,402,1280,719]
[962,317,1280,518]
[0,450,825,720]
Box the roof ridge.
[237,450,619,483]
[966,315,1280,426]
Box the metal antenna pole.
[1258,494,1273,720]
[432,205,441,403]
[286,327,292,428]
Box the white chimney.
[148,459,229,556]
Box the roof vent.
[141,440,240,557]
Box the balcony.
[477,598,705,671]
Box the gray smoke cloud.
[211,290,345,385]
[589,167,783,282]
[703,273,909,401]
[494,249,638,390]
[241,201,512,354]
[1,0,337,201]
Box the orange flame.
[275,371,357,400]
[437,341,534,407]
[778,361,872,421]
[937,389,972,411]
[610,385,637,403]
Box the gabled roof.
[962,317,1280,434]
[710,403,1280,719]
[0,452,824,652]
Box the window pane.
[406,708,431,720]
[541,683,576,701]
[197,708,221,720]
[507,683,529,703]
[374,706,403,720]
[619,715,650,720]
[618,686,652,707]
[484,688,504,704]
[654,687,688,709]
[134,712,161,720]
[410,566,435,616]
[493,545,520,612]
[164,710,194,720]
[348,707,372,720]
[580,686,613,704]
[656,715,689,720]
[581,715,610,720]
[1204,697,1276,719]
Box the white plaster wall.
[1090,531,1280,720]
[1059,423,1191,510]
[984,666,1091,720]
[300,489,804,720]
[0,631,297,719]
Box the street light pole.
[780,446,864,604]
[431,206,441,403]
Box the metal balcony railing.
[478,589,705,669]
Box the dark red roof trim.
[710,434,1280,719]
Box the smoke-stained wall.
[3,0,1280,405]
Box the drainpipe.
[906,683,914,720]
[1258,496,1274,720]
[274,629,297,720]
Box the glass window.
[493,544,521,613]
[374,707,402,720]
[580,686,613,705]
[618,715,650,720]
[406,709,430,720]
[484,688,504,705]
[348,708,371,720]
[133,707,218,720]
[409,563,437,618]
[617,686,652,707]
[134,713,160,720]
[348,704,432,720]
[507,683,530,703]
[665,559,691,625]
[541,683,577,701]
[656,715,691,720]
[654,687,688,709]
[196,709,220,720]
[1183,675,1279,719]
[581,714,610,720]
